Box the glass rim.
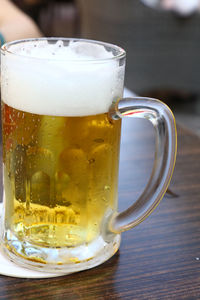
[1,37,126,63]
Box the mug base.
[1,231,121,274]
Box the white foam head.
[1,39,125,116]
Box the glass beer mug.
[0,38,176,274]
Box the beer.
[1,39,125,268]
[2,102,121,250]
[1,38,177,274]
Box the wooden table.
[0,117,199,300]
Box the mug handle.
[109,97,177,233]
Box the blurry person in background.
[0,0,42,46]
[11,0,79,38]
[141,0,200,17]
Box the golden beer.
[1,38,125,271]
[2,102,121,252]
[1,38,177,274]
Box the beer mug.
[0,38,176,274]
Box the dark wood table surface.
[0,117,199,300]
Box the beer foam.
[8,40,115,60]
[1,40,125,116]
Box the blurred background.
[2,0,200,134]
